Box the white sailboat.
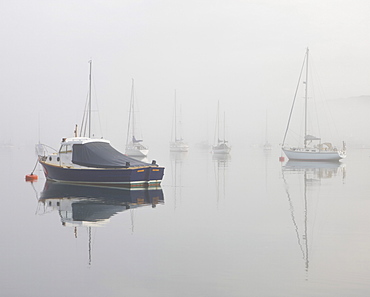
[125,79,149,157]
[282,48,346,161]
[170,91,189,152]
[212,101,231,154]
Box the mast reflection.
[281,160,345,276]
[213,153,230,204]
[170,151,187,208]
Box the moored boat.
[38,137,164,187]
[37,61,164,187]
[170,91,189,152]
[281,48,346,161]
[212,101,231,154]
[125,79,149,157]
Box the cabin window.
[59,144,72,154]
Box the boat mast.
[282,52,306,147]
[131,79,135,140]
[126,79,134,147]
[88,60,92,138]
[216,100,220,144]
[304,48,309,148]
[223,111,226,144]
[174,90,177,141]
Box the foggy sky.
[1,0,370,153]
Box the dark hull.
[39,160,164,187]
[39,181,164,223]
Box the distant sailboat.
[212,101,231,154]
[125,79,149,157]
[282,48,346,161]
[170,91,189,152]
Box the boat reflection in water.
[213,153,231,204]
[38,181,164,227]
[283,160,345,179]
[281,160,345,277]
[170,151,187,208]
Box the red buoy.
[25,174,38,182]
[279,156,285,162]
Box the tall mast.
[132,79,135,139]
[217,100,220,143]
[86,60,92,138]
[223,111,226,143]
[88,60,92,138]
[304,48,309,148]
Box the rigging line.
[307,59,322,140]
[282,51,307,146]
[30,158,39,175]
[38,143,58,154]
[311,56,338,140]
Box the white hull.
[125,147,149,157]
[170,141,189,152]
[170,146,189,152]
[212,142,231,154]
[283,147,346,161]
[125,141,149,157]
[212,147,231,154]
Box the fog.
[2,0,370,155]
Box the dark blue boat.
[38,137,164,187]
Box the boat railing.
[35,143,57,157]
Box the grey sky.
[1,0,370,150]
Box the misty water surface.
[1,143,370,297]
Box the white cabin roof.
[60,137,110,145]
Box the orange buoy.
[279,156,285,162]
[25,174,38,182]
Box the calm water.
[2,143,370,297]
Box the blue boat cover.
[72,142,151,168]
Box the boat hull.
[39,160,164,188]
[170,142,189,152]
[170,147,189,152]
[282,148,345,161]
[212,144,231,154]
[125,148,149,157]
[212,148,231,154]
